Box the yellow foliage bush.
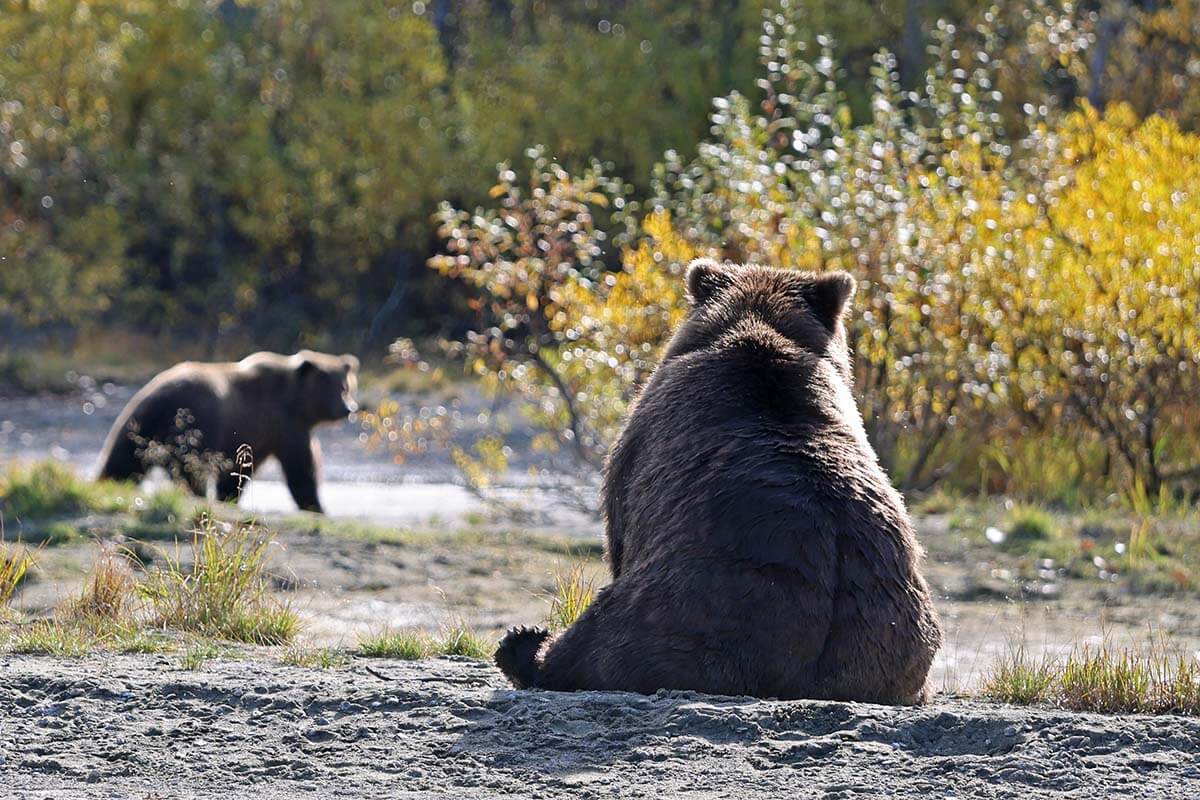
[382,8,1200,506]
[1032,104,1200,493]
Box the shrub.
[375,3,1200,509]
[426,149,639,474]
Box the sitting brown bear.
[97,350,358,513]
[496,261,942,703]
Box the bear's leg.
[528,579,734,694]
[97,426,145,485]
[531,588,723,694]
[526,565,836,697]
[181,463,211,499]
[525,589,622,692]
[216,460,254,504]
[279,435,323,513]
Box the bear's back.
[615,339,881,569]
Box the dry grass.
[0,540,35,612]
[67,548,139,623]
[140,512,300,645]
[545,562,595,632]
[981,638,1200,715]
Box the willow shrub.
[377,5,1200,507]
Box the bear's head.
[663,260,856,379]
[295,350,359,422]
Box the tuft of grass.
[0,540,35,610]
[981,645,1057,705]
[117,632,172,654]
[1001,505,1058,552]
[37,521,82,546]
[911,488,962,516]
[1058,645,1153,713]
[981,638,1200,715]
[178,639,222,670]
[546,562,595,632]
[281,645,348,669]
[140,512,300,645]
[68,548,139,623]
[0,461,127,520]
[358,628,434,659]
[137,485,188,526]
[358,622,491,661]
[3,613,168,657]
[1150,656,1200,714]
[7,620,95,657]
[437,620,491,659]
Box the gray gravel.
[2,654,1199,798]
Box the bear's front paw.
[495,626,551,689]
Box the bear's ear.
[801,271,856,332]
[686,259,736,305]
[341,354,359,373]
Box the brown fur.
[497,261,942,703]
[97,350,358,513]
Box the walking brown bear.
[97,350,358,514]
[496,261,942,703]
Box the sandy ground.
[3,654,1199,799]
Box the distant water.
[0,388,600,534]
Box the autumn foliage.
[401,4,1200,505]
